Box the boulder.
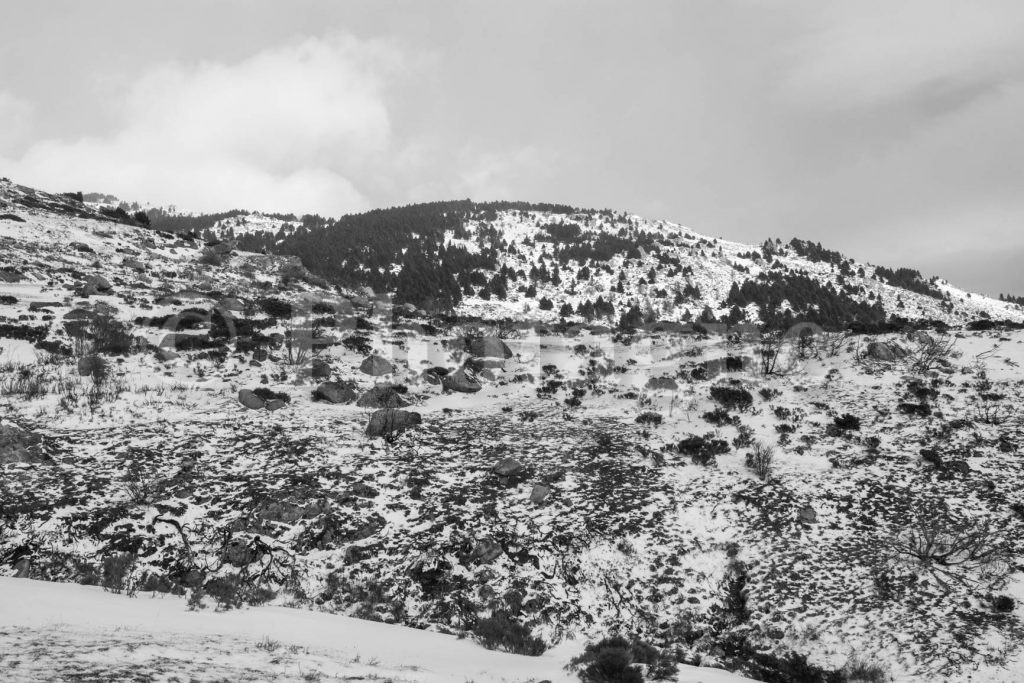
[356,384,411,409]
[265,398,287,411]
[313,381,358,404]
[28,301,61,311]
[76,354,108,378]
[797,505,817,524]
[492,457,526,484]
[87,275,112,292]
[866,342,907,362]
[471,538,503,563]
[155,348,179,362]
[359,354,394,376]
[365,409,422,438]
[0,422,47,465]
[311,357,332,379]
[238,389,265,410]
[442,368,481,393]
[529,484,551,505]
[646,376,678,391]
[467,336,513,359]
[122,258,146,272]
[218,297,245,312]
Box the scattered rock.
[0,422,48,465]
[471,537,503,563]
[365,409,422,438]
[311,357,332,379]
[155,348,179,362]
[442,368,481,393]
[866,341,906,362]
[467,336,513,359]
[76,354,108,378]
[646,376,678,391]
[798,505,817,524]
[492,457,526,485]
[529,484,551,505]
[356,384,410,409]
[313,381,358,404]
[238,389,265,410]
[28,301,61,311]
[359,354,394,376]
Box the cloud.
[0,91,33,155]
[781,0,1024,112]
[1,35,400,214]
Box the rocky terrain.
[1,178,1023,682]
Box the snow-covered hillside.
[2,177,1024,682]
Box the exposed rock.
[265,398,287,411]
[359,354,394,376]
[471,537,503,563]
[238,389,265,410]
[529,484,551,505]
[76,354,108,378]
[442,368,481,393]
[365,409,422,438]
[467,336,513,359]
[798,505,817,524]
[866,341,907,362]
[313,381,358,404]
[492,457,526,484]
[646,376,678,391]
[0,422,48,465]
[356,384,410,409]
[155,348,179,362]
[311,357,332,379]
[28,301,61,311]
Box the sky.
[1,1,1022,295]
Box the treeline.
[873,266,943,299]
[999,293,1024,305]
[725,272,887,330]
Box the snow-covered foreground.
[0,577,751,682]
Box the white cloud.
[1,35,400,214]
[782,0,1024,110]
[0,91,33,155]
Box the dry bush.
[888,499,1012,592]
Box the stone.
[238,389,265,410]
[365,409,422,438]
[359,354,394,376]
[467,336,513,359]
[356,384,410,409]
[155,348,179,362]
[28,301,61,311]
[646,376,678,391]
[471,538,503,563]
[442,368,481,393]
[265,398,287,411]
[0,422,47,465]
[76,354,108,378]
[313,381,358,404]
[493,457,526,485]
[529,484,551,505]
[797,505,817,524]
[311,357,332,379]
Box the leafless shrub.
[906,333,957,373]
[888,499,1011,593]
[745,442,774,481]
[819,330,848,358]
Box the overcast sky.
[2,1,1022,295]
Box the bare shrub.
[888,499,1012,592]
[745,442,774,481]
[906,332,957,373]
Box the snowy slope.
[0,578,752,682]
